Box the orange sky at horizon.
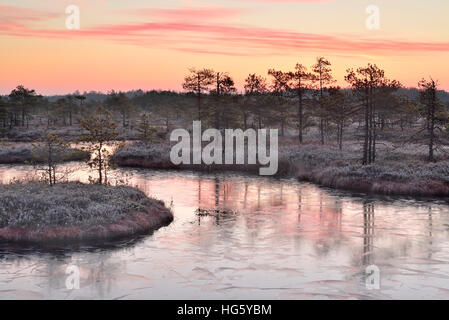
[1,0,449,95]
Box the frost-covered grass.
[112,139,449,196]
[3,126,87,142]
[0,182,173,242]
[110,142,175,170]
[0,182,149,228]
[316,162,449,182]
[111,142,170,162]
[2,123,168,142]
[285,142,449,196]
[111,141,280,173]
[0,143,89,164]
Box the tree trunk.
[298,90,303,144]
[363,91,369,165]
[338,120,343,150]
[372,109,376,163]
[428,89,436,162]
[281,117,285,136]
[48,143,53,186]
[197,75,202,121]
[243,110,247,131]
[98,145,103,185]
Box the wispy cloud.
[1,4,449,57]
[233,0,336,2]
[130,6,244,22]
[0,5,61,23]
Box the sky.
[1,0,449,94]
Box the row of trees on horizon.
[1,57,448,164]
[181,57,448,163]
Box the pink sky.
[1,0,449,94]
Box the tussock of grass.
[0,182,173,243]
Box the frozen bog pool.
[0,164,449,299]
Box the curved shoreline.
[111,152,449,198]
[0,182,174,244]
[298,170,449,197]
[0,204,173,244]
[110,152,293,176]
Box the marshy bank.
[1,124,163,143]
[0,182,173,243]
[110,142,291,175]
[111,140,449,197]
[0,143,89,164]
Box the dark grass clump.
[195,208,236,217]
[0,182,173,243]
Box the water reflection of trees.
[192,174,347,255]
[362,202,375,266]
[428,206,433,260]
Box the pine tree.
[80,105,119,185]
